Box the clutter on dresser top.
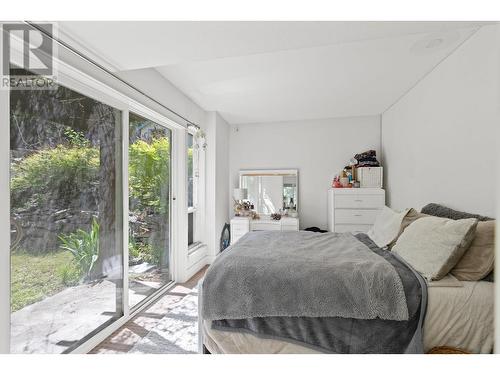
[332,149,383,189]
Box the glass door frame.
[0,25,186,353]
[126,112,175,312]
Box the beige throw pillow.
[388,208,429,248]
[392,217,478,281]
[451,221,495,281]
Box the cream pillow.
[367,206,411,248]
[392,217,478,281]
[388,208,429,248]
[451,221,495,281]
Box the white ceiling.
[58,21,490,124]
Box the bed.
[202,279,494,354]
[199,204,495,354]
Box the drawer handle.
[354,214,362,217]
[354,199,363,202]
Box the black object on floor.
[304,226,328,233]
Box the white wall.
[116,68,206,127]
[229,116,381,229]
[56,38,207,128]
[215,114,231,253]
[381,25,500,217]
[206,112,230,262]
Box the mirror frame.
[239,169,299,214]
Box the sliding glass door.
[6,56,178,352]
[128,113,172,309]
[9,68,123,353]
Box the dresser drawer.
[334,194,384,209]
[231,219,249,229]
[335,224,372,233]
[250,221,281,231]
[335,209,380,225]
[230,220,249,243]
[281,217,299,231]
[231,227,248,238]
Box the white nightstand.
[230,216,300,245]
[327,188,385,233]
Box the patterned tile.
[89,266,206,354]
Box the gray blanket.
[207,234,427,353]
[202,231,409,321]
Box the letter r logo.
[2,23,53,75]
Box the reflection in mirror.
[239,170,298,215]
[283,175,297,210]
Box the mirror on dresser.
[239,169,298,215]
[231,169,300,245]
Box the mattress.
[203,280,494,354]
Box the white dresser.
[230,216,300,245]
[327,188,385,233]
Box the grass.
[11,251,74,312]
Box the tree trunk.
[94,109,122,283]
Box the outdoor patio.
[11,276,165,353]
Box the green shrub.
[129,137,170,213]
[11,133,172,214]
[128,240,141,259]
[187,147,193,176]
[57,262,82,286]
[10,144,99,210]
[58,218,99,280]
[129,239,161,266]
[149,245,162,266]
[64,127,90,148]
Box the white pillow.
[392,217,478,281]
[367,206,411,248]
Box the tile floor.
[89,266,207,354]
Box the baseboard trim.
[184,256,208,281]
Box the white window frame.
[187,130,205,251]
[0,26,190,354]
[0,29,10,355]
